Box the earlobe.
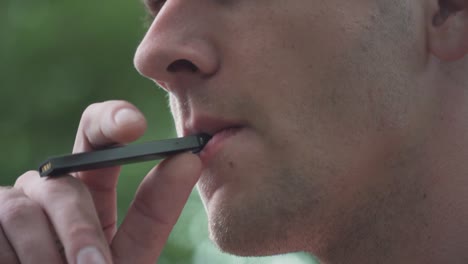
[428,0,468,61]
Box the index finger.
[73,101,147,152]
[73,100,147,241]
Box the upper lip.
[183,115,245,137]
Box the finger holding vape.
[66,100,204,263]
[111,152,202,263]
[71,100,148,242]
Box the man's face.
[135,0,431,257]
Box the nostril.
[167,59,199,73]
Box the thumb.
[110,152,202,263]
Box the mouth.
[183,117,245,164]
[199,127,242,164]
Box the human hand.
[0,100,202,263]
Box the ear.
[428,0,468,61]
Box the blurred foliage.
[0,0,318,263]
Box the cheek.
[239,3,420,194]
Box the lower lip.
[199,127,242,165]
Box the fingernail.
[77,247,106,264]
[114,108,142,126]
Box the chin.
[208,223,286,257]
[204,191,308,257]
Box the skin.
[0,0,468,263]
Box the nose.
[134,2,220,91]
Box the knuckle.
[65,223,104,250]
[14,170,38,187]
[42,177,91,202]
[0,186,13,195]
[0,195,40,225]
[0,187,22,204]
[67,223,100,239]
[133,196,172,227]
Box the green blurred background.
[0,0,318,263]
